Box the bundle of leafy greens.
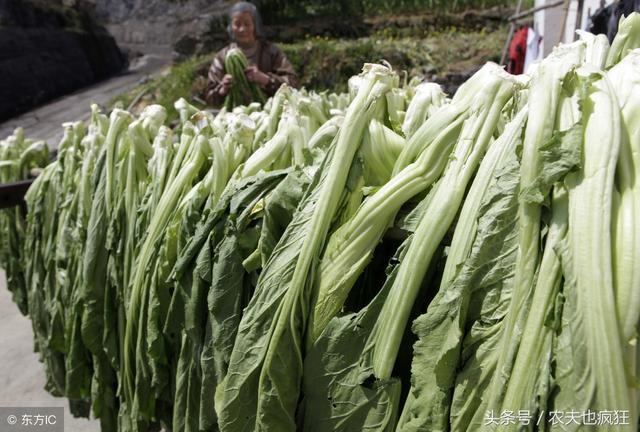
[2,16,640,432]
[0,128,48,314]
[224,48,267,110]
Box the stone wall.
[0,0,126,121]
[94,0,229,55]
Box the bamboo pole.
[508,0,565,21]
[573,0,585,40]
[500,0,524,66]
[557,0,572,46]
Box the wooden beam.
[574,0,585,40]
[0,179,34,210]
[508,0,565,22]
[557,0,572,46]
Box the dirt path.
[0,53,172,147]
[0,270,100,431]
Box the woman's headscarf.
[227,2,265,41]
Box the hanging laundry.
[590,0,640,41]
[507,27,528,75]
[524,27,542,74]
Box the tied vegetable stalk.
[0,128,49,315]
[566,67,631,420]
[478,42,584,421]
[215,63,395,432]
[224,48,266,110]
[371,64,521,380]
[308,63,521,347]
[608,51,640,428]
[396,106,528,432]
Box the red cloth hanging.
[508,27,529,75]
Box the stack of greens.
[224,48,267,110]
[2,14,640,432]
[0,129,48,315]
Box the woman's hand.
[219,74,233,96]
[244,65,270,87]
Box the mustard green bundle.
[224,48,266,110]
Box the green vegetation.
[110,26,506,120]
[360,0,532,13]
[283,26,506,93]
[8,20,640,431]
[254,0,532,22]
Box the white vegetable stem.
[482,43,583,411]
[568,68,631,417]
[372,64,520,379]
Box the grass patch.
[110,26,506,118]
[253,0,533,22]
[280,25,506,93]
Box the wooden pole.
[508,0,565,21]
[557,0,572,46]
[0,179,35,210]
[573,0,585,40]
[500,0,524,66]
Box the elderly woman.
[205,2,298,107]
